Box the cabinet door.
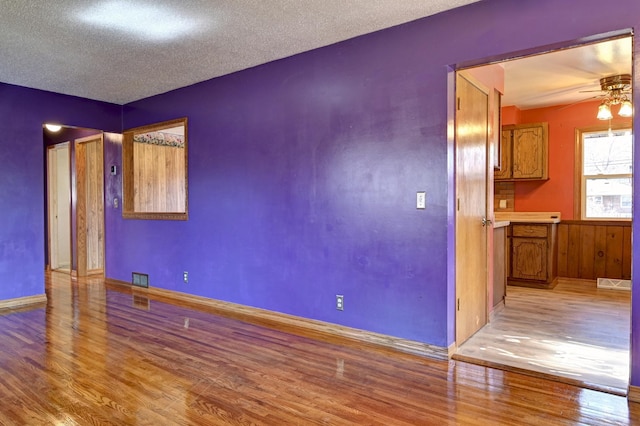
[494,129,512,180]
[512,124,547,179]
[511,237,547,280]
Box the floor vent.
[132,295,150,310]
[597,278,631,291]
[132,272,149,288]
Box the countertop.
[494,211,561,224]
[493,220,510,228]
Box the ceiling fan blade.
[553,95,602,111]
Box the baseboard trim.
[490,300,505,322]
[0,294,47,310]
[628,385,640,403]
[105,278,450,360]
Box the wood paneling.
[1,271,636,425]
[557,220,631,280]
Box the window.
[580,128,632,220]
[122,117,188,220]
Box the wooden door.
[47,143,71,271]
[76,134,105,277]
[455,74,489,345]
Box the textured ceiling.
[0,0,479,105]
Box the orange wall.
[502,102,632,219]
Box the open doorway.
[454,35,633,395]
[44,125,105,278]
[47,142,71,272]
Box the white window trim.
[579,127,633,221]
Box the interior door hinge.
[457,97,461,111]
[457,298,460,311]
[457,198,460,211]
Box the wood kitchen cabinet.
[508,223,558,289]
[495,123,548,180]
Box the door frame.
[450,32,634,384]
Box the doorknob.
[482,217,493,227]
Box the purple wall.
[0,83,120,300]
[109,0,640,354]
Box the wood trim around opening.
[122,117,189,221]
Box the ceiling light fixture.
[45,124,62,132]
[596,74,633,120]
[77,1,203,41]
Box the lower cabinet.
[508,223,558,288]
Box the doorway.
[454,35,633,394]
[47,143,71,272]
[45,127,106,278]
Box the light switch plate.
[417,192,426,209]
[499,199,507,209]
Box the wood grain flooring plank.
[456,279,630,396]
[0,272,638,425]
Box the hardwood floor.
[0,272,638,425]
[455,279,630,395]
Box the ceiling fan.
[584,74,633,120]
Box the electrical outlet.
[183,271,188,283]
[416,191,426,209]
[336,294,344,311]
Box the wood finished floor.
[456,279,631,395]
[0,272,638,425]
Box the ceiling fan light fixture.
[619,99,633,117]
[596,74,632,119]
[597,102,613,120]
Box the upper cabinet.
[495,122,548,181]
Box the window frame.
[574,124,633,221]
